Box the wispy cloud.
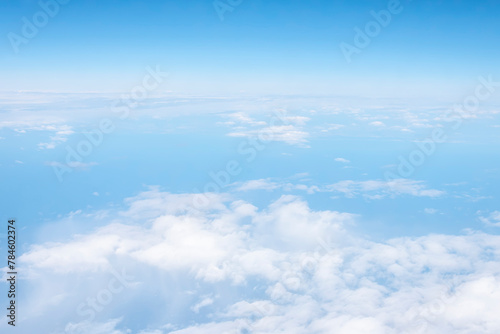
[228,125,310,146]
[326,179,445,199]
[369,121,385,127]
[0,120,75,150]
[45,161,98,170]
[233,178,319,194]
[222,112,311,146]
[37,125,75,149]
[233,177,444,199]
[478,211,500,227]
[191,296,215,313]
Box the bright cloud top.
[7,189,500,334]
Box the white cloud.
[20,192,351,278]
[478,211,500,227]
[370,121,385,127]
[225,112,267,126]
[235,179,280,192]
[335,158,350,163]
[326,179,445,199]
[59,318,127,334]
[37,125,75,149]
[320,123,344,132]
[228,125,309,146]
[223,110,311,147]
[233,178,319,194]
[10,190,500,334]
[282,115,310,125]
[233,178,443,199]
[38,142,57,149]
[191,296,214,313]
[45,161,99,170]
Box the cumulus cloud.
[20,192,352,278]
[7,190,500,334]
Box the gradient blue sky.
[1,0,500,97]
[1,1,500,333]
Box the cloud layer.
[6,189,500,334]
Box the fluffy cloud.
[20,192,352,280]
[7,190,500,334]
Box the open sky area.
[1,0,500,333]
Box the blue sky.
[2,0,500,96]
[1,1,500,333]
